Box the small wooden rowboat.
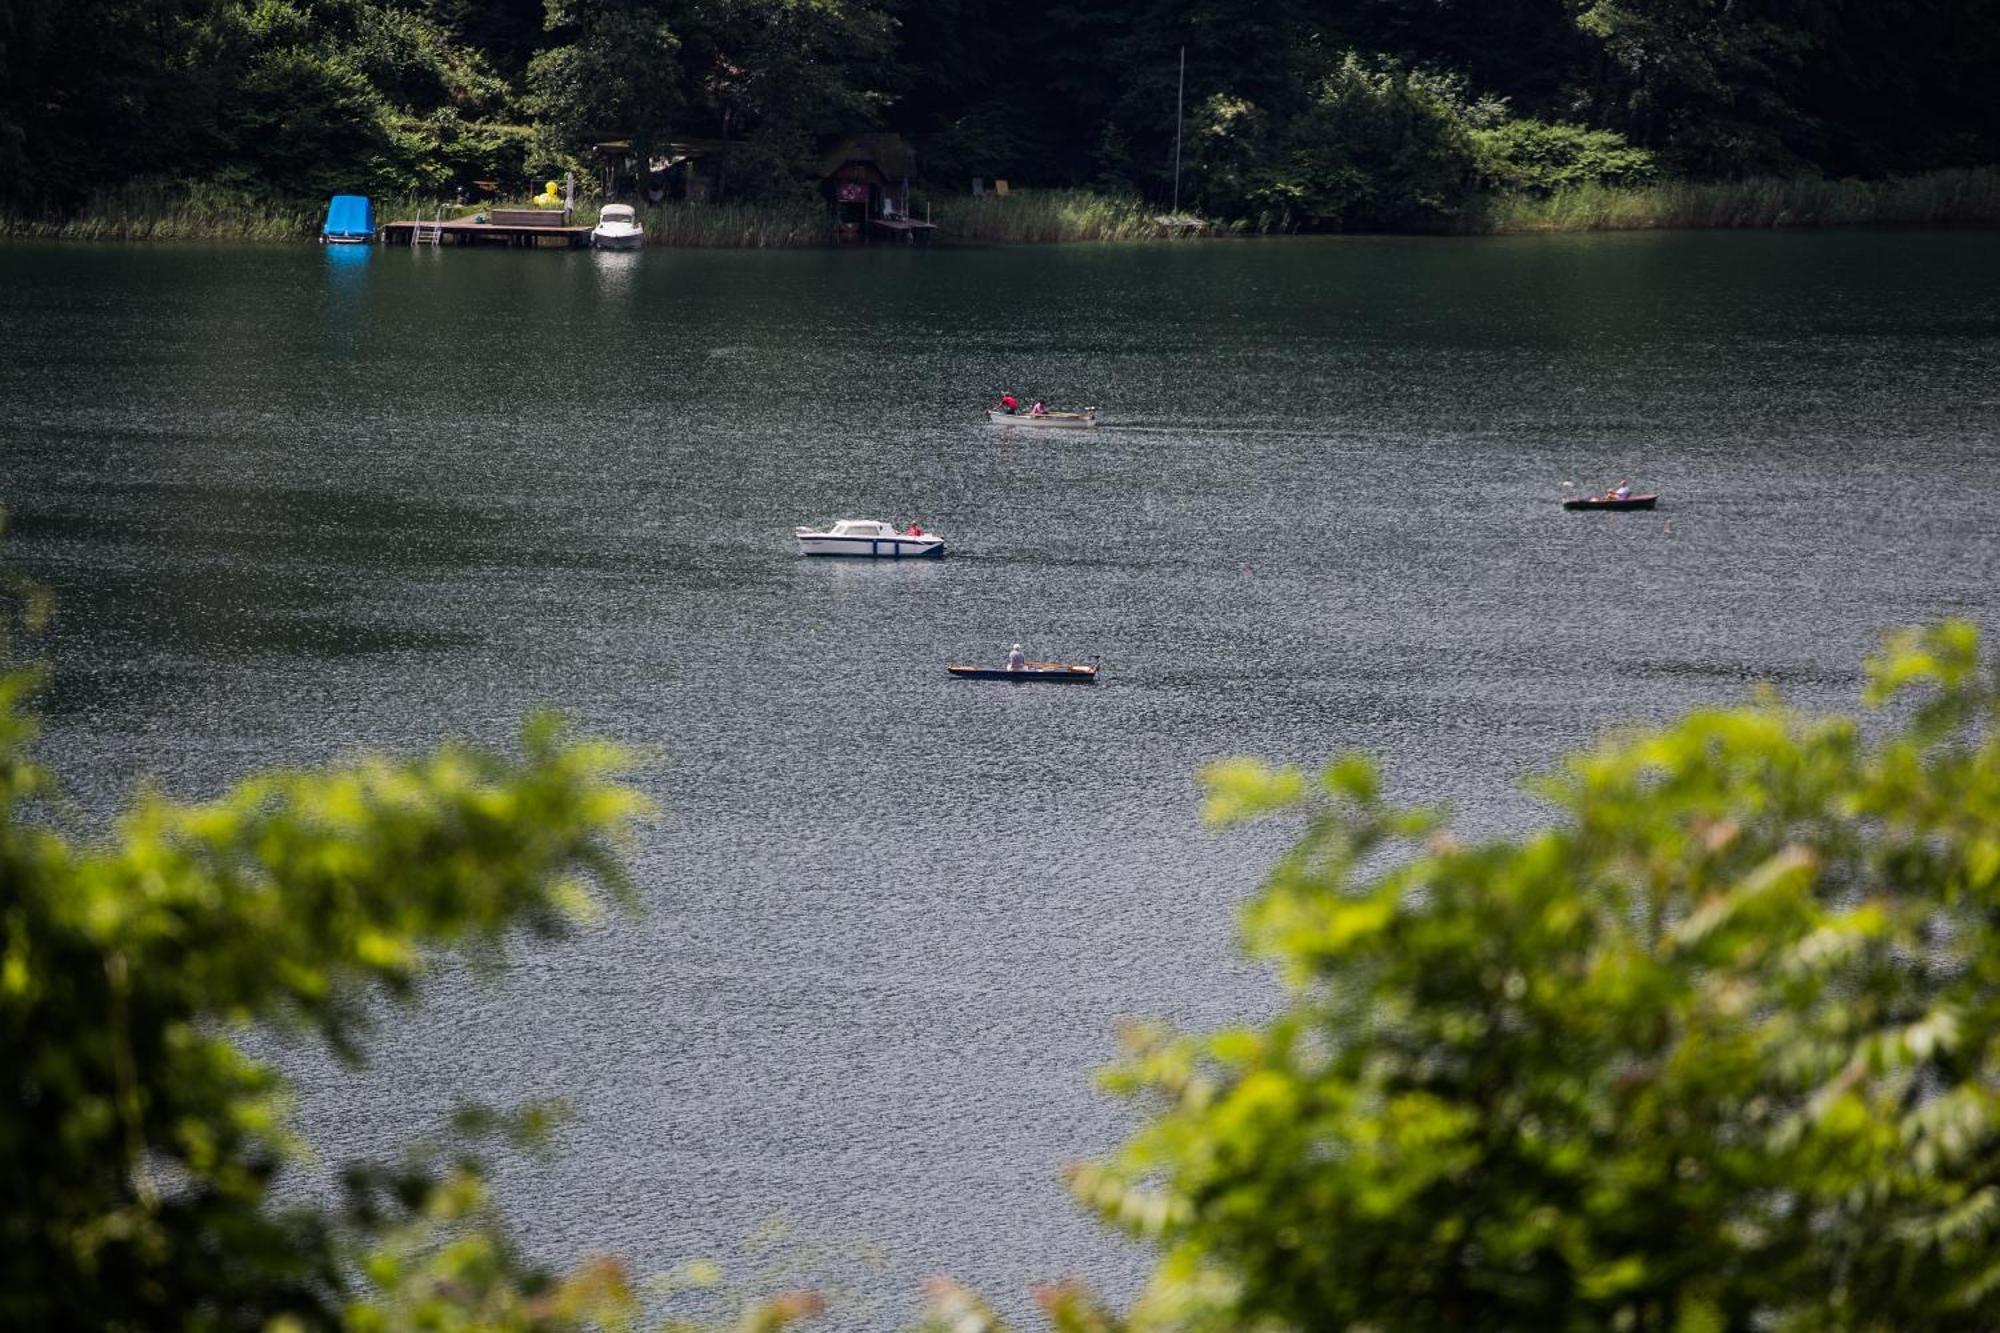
[947,662,1098,682]
[987,408,1098,429]
[1563,494,1658,511]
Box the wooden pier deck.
[380,217,593,248]
[868,216,938,245]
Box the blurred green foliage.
[1060,621,2000,1330]
[0,659,657,1327]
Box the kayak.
[947,662,1098,682]
[1563,494,1658,511]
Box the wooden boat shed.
[819,133,936,244]
[592,135,727,203]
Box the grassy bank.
[8,169,1996,246]
[928,169,2000,240]
[0,184,1202,246]
[931,189,1236,243]
[0,183,831,247]
[1481,165,2000,232]
[0,183,334,241]
[612,200,831,248]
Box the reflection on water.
[320,242,374,359]
[1,231,1998,1322]
[322,241,372,277]
[590,247,644,297]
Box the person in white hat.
[1007,643,1026,671]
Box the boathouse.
[818,133,934,243]
[593,136,726,203]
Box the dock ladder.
[412,205,443,247]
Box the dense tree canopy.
[1,0,1995,217]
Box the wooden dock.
[380,209,939,249]
[869,216,938,245]
[379,216,593,248]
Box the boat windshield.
[601,207,634,223]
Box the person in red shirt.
[997,391,1020,414]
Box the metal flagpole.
[1172,45,1185,216]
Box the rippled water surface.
[3,232,1998,1322]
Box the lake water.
[3,231,1998,1324]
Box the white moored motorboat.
[987,407,1097,429]
[795,518,944,558]
[591,203,645,250]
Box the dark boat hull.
[1563,495,1658,511]
[947,664,1097,682]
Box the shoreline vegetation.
[10,0,1997,258]
[1477,164,2000,233]
[931,191,1239,243]
[3,167,1996,247]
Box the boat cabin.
[600,203,636,225]
[794,516,943,558]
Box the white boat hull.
[591,228,644,250]
[796,533,944,558]
[987,409,1096,428]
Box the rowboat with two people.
[989,392,1097,429]
[987,408,1097,428]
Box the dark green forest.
[3,0,1997,229]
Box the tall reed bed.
[0,184,832,247]
[12,168,1994,246]
[1481,166,2000,233]
[620,199,831,247]
[0,183,463,242]
[932,189,1222,243]
[0,183,324,241]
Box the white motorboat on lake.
[987,407,1097,428]
[795,518,944,558]
[590,204,645,250]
